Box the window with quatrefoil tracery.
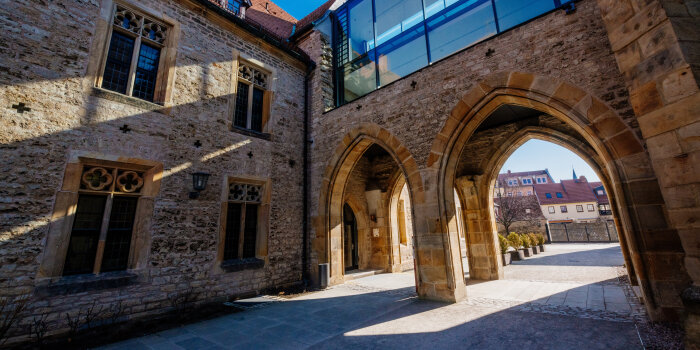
[234,61,271,133]
[101,4,169,103]
[63,165,144,276]
[224,182,264,261]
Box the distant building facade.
[534,175,611,224]
[494,169,554,197]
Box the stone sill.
[90,87,169,114]
[220,258,265,273]
[34,271,138,297]
[231,126,272,141]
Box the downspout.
[302,63,312,285]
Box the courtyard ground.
[100,243,665,349]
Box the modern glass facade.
[333,0,571,105]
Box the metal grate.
[101,196,138,272]
[63,195,107,276]
[132,43,161,102]
[102,32,135,94]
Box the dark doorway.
[343,203,359,271]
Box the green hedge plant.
[498,234,509,254]
[528,233,538,247]
[507,232,522,250]
[521,233,531,249]
[537,234,546,245]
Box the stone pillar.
[455,176,503,280]
[597,0,698,330]
[413,169,467,302]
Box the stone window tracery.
[233,60,271,133]
[63,165,145,276]
[100,3,170,103]
[222,181,266,263]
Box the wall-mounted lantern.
[189,172,210,199]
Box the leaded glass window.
[101,4,168,103]
[63,166,144,276]
[224,182,263,261]
[234,61,269,133]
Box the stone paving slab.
[100,244,645,350]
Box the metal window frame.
[333,0,578,107]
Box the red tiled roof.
[246,0,297,38]
[296,0,335,30]
[590,182,610,205]
[497,170,552,187]
[534,178,597,205]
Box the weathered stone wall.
[309,0,635,237]
[307,0,690,314]
[0,0,306,341]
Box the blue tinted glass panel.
[377,26,428,86]
[348,0,374,60]
[494,0,556,31]
[374,0,424,47]
[427,0,497,62]
[343,53,377,102]
[132,43,160,102]
[424,0,474,19]
[102,31,135,95]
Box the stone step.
[344,269,384,282]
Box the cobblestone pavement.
[101,243,645,349]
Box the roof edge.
[194,0,315,67]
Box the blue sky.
[274,0,329,19]
[499,140,600,182]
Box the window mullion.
[92,193,114,274]
[126,19,144,96]
[238,203,247,259]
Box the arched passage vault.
[430,72,691,320]
[314,124,467,302]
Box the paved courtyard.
[101,243,646,349]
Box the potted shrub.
[529,233,540,254]
[537,234,546,252]
[507,232,524,261]
[521,233,533,257]
[498,234,511,266]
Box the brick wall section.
[0,0,306,339]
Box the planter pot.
[502,253,511,266]
[522,248,533,257]
[532,246,539,254]
[511,250,525,261]
[539,244,545,252]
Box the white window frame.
[548,206,555,214]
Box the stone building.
[1,0,699,347]
[535,175,605,223]
[494,169,554,197]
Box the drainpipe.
[302,64,312,285]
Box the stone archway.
[313,124,429,287]
[430,72,690,320]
